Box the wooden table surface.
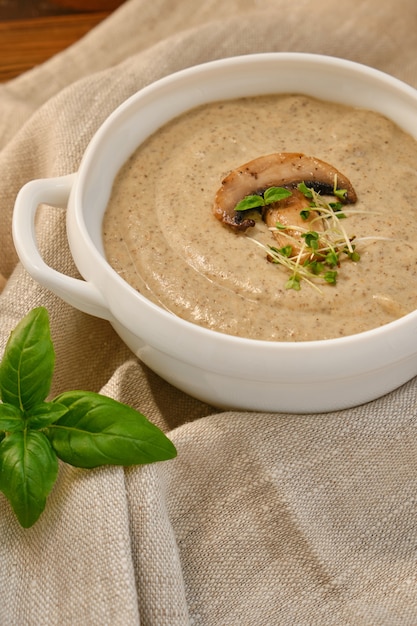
[0,0,126,82]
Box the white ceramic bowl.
[12,53,417,413]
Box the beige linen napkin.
[1,0,417,624]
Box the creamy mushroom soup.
[103,94,417,341]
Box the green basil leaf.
[45,391,177,469]
[0,403,24,433]
[0,430,58,528]
[234,194,265,212]
[0,307,54,411]
[27,402,69,429]
[263,186,292,204]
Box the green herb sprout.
[243,180,367,292]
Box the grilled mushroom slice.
[213,152,357,231]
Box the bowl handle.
[12,174,112,321]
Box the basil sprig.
[0,307,177,528]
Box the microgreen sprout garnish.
[0,307,177,528]
[244,178,370,292]
[297,181,313,199]
[234,186,292,212]
[333,174,348,201]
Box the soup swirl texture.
[103,94,417,341]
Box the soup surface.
[103,94,417,341]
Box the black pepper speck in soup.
[103,94,417,341]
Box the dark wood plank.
[0,13,115,81]
[0,1,124,19]
[0,1,126,81]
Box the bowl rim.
[70,51,417,353]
